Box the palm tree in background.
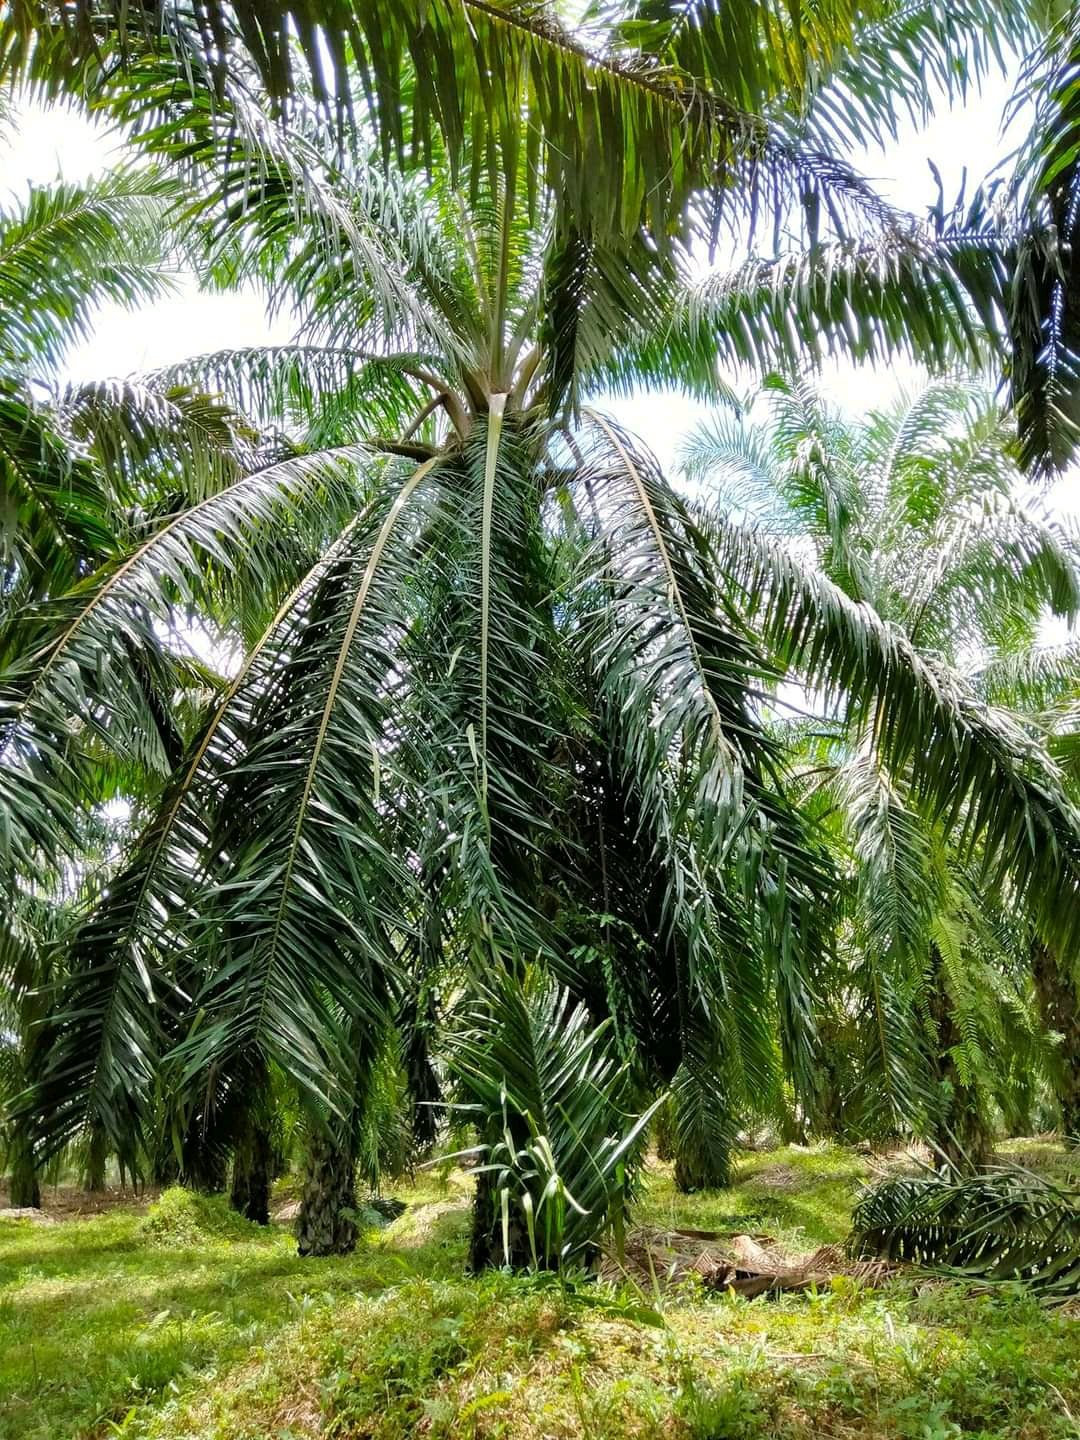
[974,585,1080,1146]
[682,374,1080,1159]
[0,161,261,1203]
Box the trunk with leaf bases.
[469,1164,537,1271]
[82,1123,109,1192]
[1032,940,1080,1146]
[296,1016,388,1255]
[181,1134,229,1193]
[653,1095,675,1162]
[230,1110,273,1225]
[295,1127,358,1257]
[153,1115,229,1193]
[228,1062,275,1224]
[7,1125,41,1208]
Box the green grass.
[2,1147,1079,1440]
[639,1142,875,1245]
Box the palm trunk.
[1031,941,1080,1147]
[653,1096,675,1162]
[153,1119,227,1193]
[673,1134,733,1191]
[83,1125,109,1192]
[780,1106,810,1146]
[295,1129,358,1256]
[7,1126,41,1209]
[230,1111,273,1225]
[469,1167,537,1270]
[182,1137,228,1194]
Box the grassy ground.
[2,1145,1079,1440]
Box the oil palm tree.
[682,373,1080,1159]
[8,105,832,1236]
[974,621,1080,1144]
[13,66,1080,1252]
[10,10,1080,1248]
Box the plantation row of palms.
[2,1,1080,1266]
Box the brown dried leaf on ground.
[602,1225,895,1296]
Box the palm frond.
[832,750,939,1127]
[168,457,441,1108]
[5,0,910,249]
[973,640,1080,712]
[448,966,657,1270]
[0,166,178,371]
[682,229,1005,381]
[799,0,1037,153]
[152,346,436,439]
[573,415,830,1104]
[25,507,380,1157]
[1009,10,1080,474]
[540,226,724,414]
[851,1166,1080,1301]
[0,443,373,880]
[57,377,258,504]
[669,1051,740,1191]
[0,378,117,606]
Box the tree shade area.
[3,2,1080,1434]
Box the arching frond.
[0,378,116,608]
[170,459,440,1109]
[573,415,830,1103]
[153,346,436,439]
[57,378,258,504]
[25,509,378,1157]
[0,444,374,879]
[973,640,1080,712]
[799,0,1037,153]
[682,230,1005,381]
[1009,10,1080,474]
[0,167,178,371]
[541,226,727,413]
[5,0,910,245]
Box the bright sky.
[1,72,1076,523]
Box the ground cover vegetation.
[3,1145,1080,1440]
[3,0,1080,1433]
